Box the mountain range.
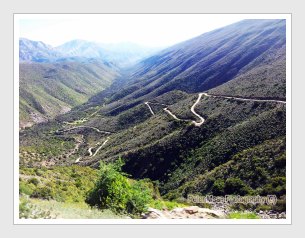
[19,19,287,213]
[20,38,160,66]
[19,38,160,128]
[84,19,285,116]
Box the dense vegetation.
[19,19,287,218]
[19,162,181,218]
[86,159,154,216]
[164,138,285,199]
[19,165,123,218]
[19,60,120,128]
[20,89,286,214]
[19,166,98,202]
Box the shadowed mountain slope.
[87,19,285,116]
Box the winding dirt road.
[74,157,82,163]
[92,137,110,157]
[145,94,204,126]
[163,108,182,121]
[191,93,205,126]
[144,102,155,115]
[75,137,109,163]
[87,139,108,158]
[145,92,286,127]
[88,147,93,156]
[58,92,286,165]
[205,93,286,104]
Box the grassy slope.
[19,163,186,219]
[19,61,119,128]
[28,199,124,219]
[208,46,286,100]
[19,166,98,202]
[20,87,286,200]
[122,97,286,182]
[19,99,286,217]
[164,137,286,199]
[19,165,125,219]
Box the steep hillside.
[20,89,286,206]
[208,43,286,99]
[19,60,120,128]
[88,19,285,114]
[19,19,287,215]
[19,38,159,128]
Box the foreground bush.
[86,159,153,216]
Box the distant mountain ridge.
[19,38,63,62]
[19,38,160,128]
[19,38,161,68]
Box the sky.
[17,14,264,48]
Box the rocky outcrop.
[142,206,287,219]
[142,206,225,219]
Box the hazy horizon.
[18,14,250,48]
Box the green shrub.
[261,177,286,196]
[212,179,225,195]
[126,180,153,215]
[224,177,251,195]
[28,178,40,186]
[19,181,35,196]
[32,185,54,200]
[86,159,153,216]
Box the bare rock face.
[142,206,225,219]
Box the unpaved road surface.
[92,137,110,157]
[205,93,286,104]
[145,92,286,127]
[163,108,182,121]
[191,93,205,126]
[145,102,155,115]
